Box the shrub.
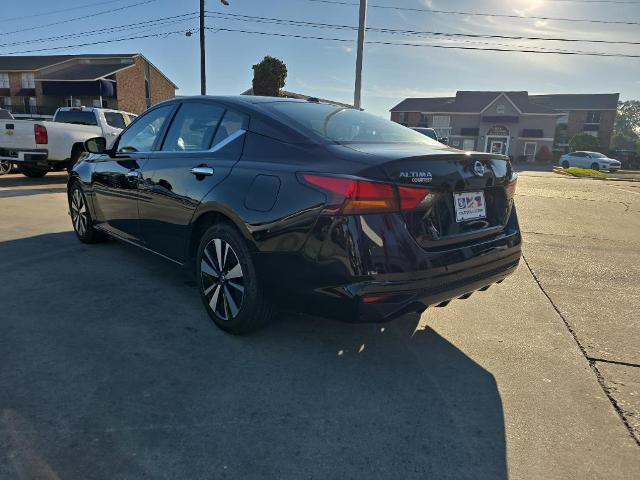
[252,55,288,97]
[536,145,552,163]
[569,132,600,152]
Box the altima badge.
[473,161,485,177]
[399,171,432,184]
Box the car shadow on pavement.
[0,232,507,480]
[0,173,68,198]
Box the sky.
[3,0,640,116]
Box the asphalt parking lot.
[1,171,639,479]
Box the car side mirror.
[84,136,107,154]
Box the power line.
[0,0,158,36]
[205,10,640,46]
[0,0,136,22]
[304,0,640,25]
[204,13,597,53]
[204,26,640,57]
[0,28,192,55]
[0,12,198,48]
[2,19,638,58]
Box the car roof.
[164,95,348,108]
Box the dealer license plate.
[453,191,487,222]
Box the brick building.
[390,91,619,158]
[0,54,177,117]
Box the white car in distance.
[560,151,622,172]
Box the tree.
[611,131,638,151]
[252,55,287,97]
[569,132,600,152]
[615,100,640,135]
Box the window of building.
[21,72,35,88]
[418,113,428,127]
[432,115,451,139]
[462,138,475,151]
[144,62,151,108]
[432,116,450,127]
[162,103,225,151]
[117,105,172,153]
[586,111,601,124]
[496,104,505,114]
[0,73,9,89]
[3,97,11,110]
[398,112,407,125]
[524,142,537,159]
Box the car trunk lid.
[328,143,516,249]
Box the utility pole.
[200,1,230,96]
[353,0,367,109]
[200,0,206,95]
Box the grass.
[553,167,608,179]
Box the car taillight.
[505,175,517,202]
[34,124,48,144]
[302,174,438,214]
[302,174,398,214]
[397,185,437,211]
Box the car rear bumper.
[256,207,522,323]
[308,236,520,322]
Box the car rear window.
[54,110,98,126]
[104,112,126,129]
[266,102,440,145]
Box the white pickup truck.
[0,107,137,177]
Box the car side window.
[211,109,249,148]
[573,152,585,157]
[117,105,173,153]
[105,112,126,129]
[161,103,224,152]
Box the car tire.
[197,223,273,334]
[590,162,600,171]
[0,161,11,175]
[18,164,48,178]
[69,182,102,244]
[561,160,570,168]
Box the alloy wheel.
[200,238,245,321]
[70,188,88,236]
[0,161,11,175]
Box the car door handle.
[191,166,214,176]
[126,170,140,178]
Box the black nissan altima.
[68,95,521,334]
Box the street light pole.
[200,1,230,96]
[200,0,206,95]
[353,0,367,109]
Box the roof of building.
[35,62,132,81]
[0,54,178,89]
[529,93,619,110]
[390,91,617,114]
[0,54,137,71]
[241,88,353,108]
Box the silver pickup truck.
[0,106,136,178]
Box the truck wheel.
[67,145,85,173]
[0,161,12,175]
[18,164,48,178]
